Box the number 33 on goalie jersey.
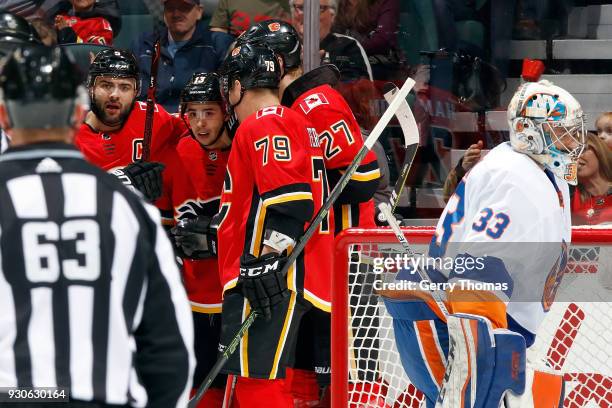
[428,142,572,339]
[217,106,334,311]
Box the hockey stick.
[141,36,161,162]
[188,77,417,407]
[378,202,450,316]
[188,310,257,407]
[377,83,420,223]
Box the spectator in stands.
[46,0,120,45]
[572,133,612,225]
[209,0,290,36]
[290,0,372,81]
[596,112,612,150]
[131,0,233,113]
[332,0,400,79]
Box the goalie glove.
[112,161,165,202]
[239,252,290,321]
[170,215,218,259]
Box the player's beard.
[91,94,134,128]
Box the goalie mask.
[507,80,586,185]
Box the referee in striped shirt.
[0,46,194,407]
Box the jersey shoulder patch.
[256,106,284,119]
[299,93,329,114]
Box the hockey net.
[331,226,612,408]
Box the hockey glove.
[112,161,165,202]
[239,252,290,321]
[170,216,218,259]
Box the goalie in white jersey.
[385,80,585,407]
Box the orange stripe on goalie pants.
[415,320,446,386]
[447,289,508,329]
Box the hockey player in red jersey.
[237,20,381,406]
[238,20,380,234]
[75,48,198,225]
[215,43,333,407]
[171,72,232,407]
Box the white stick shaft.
[378,202,449,316]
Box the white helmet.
[507,80,586,185]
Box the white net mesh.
[335,232,612,408]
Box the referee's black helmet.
[0,11,41,56]
[0,45,84,129]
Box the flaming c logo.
[268,22,281,32]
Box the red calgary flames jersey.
[75,102,197,224]
[291,84,380,233]
[57,14,113,45]
[218,106,334,310]
[572,188,612,226]
[177,135,230,312]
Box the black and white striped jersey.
[0,142,194,407]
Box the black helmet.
[180,72,222,114]
[0,12,41,56]
[0,45,84,129]
[237,20,301,70]
[219,43,281,102]
[87,48,140,90]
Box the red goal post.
[332,226,612,408]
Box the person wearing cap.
[131,0,233,113]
